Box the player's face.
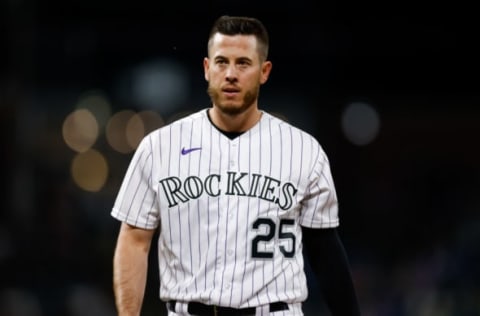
[204,33,272,116]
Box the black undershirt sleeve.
[302,227,361,316]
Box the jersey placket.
[214,137,240,302]
[225,138,240,297]
[229,139,239,170]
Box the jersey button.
[227,249,234,256]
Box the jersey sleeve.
[299,144,339,229]
[111,135,160,230]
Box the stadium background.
[1,1,479,315]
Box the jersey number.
[251,218,296,259]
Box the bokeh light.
[125,113,145,151]
[341,102,381,146]
[71,149,109,192]
[125,110,166,149]
[137,110,165,135]
[105,110,136,154]
[62,109,99,153]
[75,90,112,130]
[107,109,166,153]
[132,59,189,112]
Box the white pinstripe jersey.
[111,108,339,311]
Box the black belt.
[167,300,289,315]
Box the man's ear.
[260,61,272,84]
[203,57,210,81]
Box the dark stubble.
[207,84,260,116]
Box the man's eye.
[238,60,250,67]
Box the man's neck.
[208,106,262,132]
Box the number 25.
[252,218,296,259]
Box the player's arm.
[303,227,361,316]
[113,222,156,316]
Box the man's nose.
[225,65,238,81]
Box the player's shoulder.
[147,108,206,135]
[162,108,206,128]
[136,108,206,147]
[262,111,320,143]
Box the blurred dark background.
[1,1,480,315]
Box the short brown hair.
[207,15,270,61]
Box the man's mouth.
[222,88,240,97]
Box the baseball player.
[112,15,360,316]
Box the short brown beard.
[207,85,259,116]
